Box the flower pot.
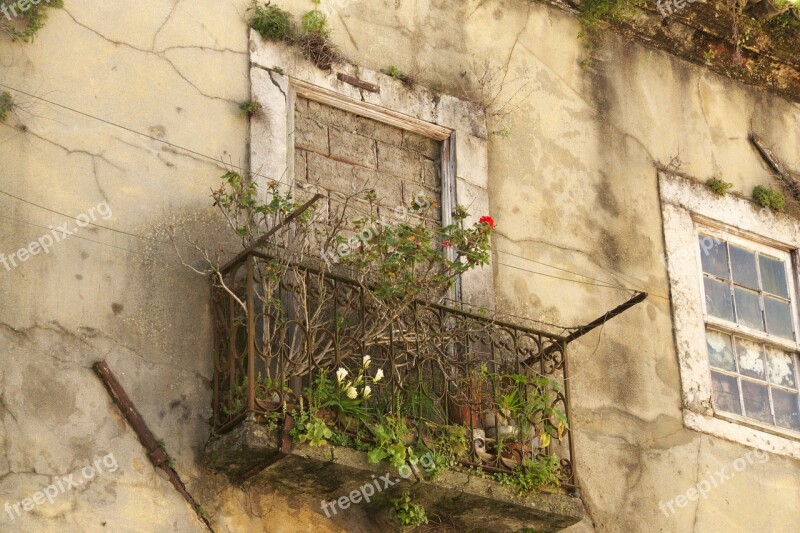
[485,424,514,439]
[446,394,481,427]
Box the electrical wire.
[0,189,170,244]
[0,82,443,203]
[496,249,634,291]
[0,82,660,303]
[498,260,636,292]
[0,213,135,254]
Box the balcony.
[204,248,592,531]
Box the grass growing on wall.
[0,91,13,122]
[247,2,341,70]
[753,185,786,211]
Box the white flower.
[336,368,349,383]
[362,355,371,368]
[346,386,358,399]
[373,368,384,383]
[363,386,372,399]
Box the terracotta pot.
[446,395,481,427]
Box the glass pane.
[734,287,763,330]
[759,255,789,298]
[711,372,741,415]
[766,347,797,389]
[772,389,800,430]
[735,338,766,380]
[765,297,794,340]
[704,278,734,322]
[730,245,758,289]
[699,237,729,279]
[741,381,772,423]
[706,330,736,371]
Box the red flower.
[442,240,452,248]
[479,215,495,228]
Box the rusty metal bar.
[246,257,256,413]
[336,72,380,93]
[561,339,578,489]
[220,193,323,274]
[93,361,213,531]
[561,291,648,345]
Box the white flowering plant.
[294,355,387,445]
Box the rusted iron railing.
[211,252,579,489]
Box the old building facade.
[1,1,798,532]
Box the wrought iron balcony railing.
[211,251,580,489]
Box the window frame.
[660,172,800,458]
[694,224,800,438]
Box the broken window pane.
[706,330,736,371]
[711,372,742,415]
[735,338,766,380]
[704,278,734,322]
[766,347,797,389]
[772,389,800,431]
[730,245,758,289]
[741,381,772,424]
[700,237,729,279]
[734,287,763,330]
[764,297,794,340]
[759,255,789,299]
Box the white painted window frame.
[660,171,800,459]
[694,226,800,436]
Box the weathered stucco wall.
[1,0,798,532]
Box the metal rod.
[219,193,323,274]
[246,258,256,412]
[562,291,648,344]
[92,361,213,531]
[561,339,578,489]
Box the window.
[699,233,800,432]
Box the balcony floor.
[206,422,584,532]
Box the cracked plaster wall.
[0,0,798,532]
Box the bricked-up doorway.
[294,97,442,229]
[249,38,493,308]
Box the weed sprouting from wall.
[238,100,263,118]
[0,91,13,122]
[1,0,64,42]
[247,1,341,70]
[753,185,786,211]
[706,178,734,196]
[249,3,293,41]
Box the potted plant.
[446,369,483,427]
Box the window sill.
[684,409,800,460]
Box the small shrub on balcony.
[190,170,569,496]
